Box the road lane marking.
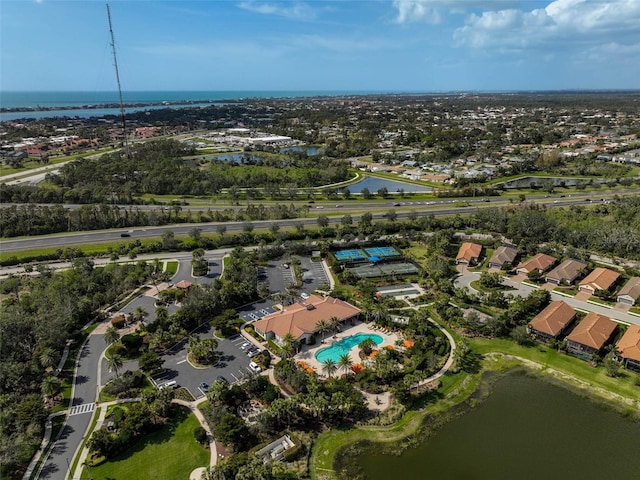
[176,359,187,364]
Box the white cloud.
[393,0,441,24]
[238,1,316,21]
[393,0,519,24]
[453,0,640,53]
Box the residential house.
[616,325,640,371]
[487,245,518,270]
[456,242,483,266]
[516,253,557,275]
[545,259,587,285]
[528,301,577,343]
[617,277,640,306]
[252,295,360,345]
[256,435,296,461]
[565,313,617,359]
[578,267,620,294]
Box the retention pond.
[356,372,640,480]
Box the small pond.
[280,146,321,156]
[357,372,640,480]
[344,177,432,194]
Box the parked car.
[199,381,209,392]
[240,342,250,350]
[300,292,310,300]
[216,376,229,385]
[247,349,261,358]
[249,361,261,373]
[160,380,177,390]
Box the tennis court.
[334,249,367,262]
[348,261,420,278]
[364,246,401,258]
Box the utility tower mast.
[106,3,130,158]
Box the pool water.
[315,333,383,363]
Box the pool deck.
[295,321,399,375]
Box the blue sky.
[2,0,640,92]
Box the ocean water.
[0,90,380,109]
[0,90,383,122]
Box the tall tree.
[104,326,120,346]
[322,359,338,378]
[107,353,124,378]
[338,353,353,376]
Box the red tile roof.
[252,295,360,341]
[529,301,576,337]
[616,325,640,362]
[516,253,557,273]
[566,313,617,350]
[456,242,482,263]
[579,267,620,291]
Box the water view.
[280,146,321,156]
[345,177,432,194]
[358,373,640,480]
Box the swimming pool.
[315,333,383,364]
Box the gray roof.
[488,245,518,266]
[618,277,640,301]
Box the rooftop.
[566,312,617,350]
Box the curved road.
[454,271,640,327]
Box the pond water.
[344,177,432,194]
[280,146,321,156]
[200,153,270,163]
[358,373,640,480]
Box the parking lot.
[144,256,331,399]
[151,328,259,399]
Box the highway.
[0,198,594,253]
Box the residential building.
[456,242,483,265]
[528,301,577,343]
[487,245,518,270]
[617,277,640,306]
[616,325,640,371]
[545,259,587,285]
[256,435,296,461]
[565,313,617,359]
[516,253,557,275]
[252,295,361,344]
[578,267,620,294]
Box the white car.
[300,292,310,300]
[249,361,261,373]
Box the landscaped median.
[309,337,640,480]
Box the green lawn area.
[164,261,179,276]
[80,406,208,480]
[468,337,640,401]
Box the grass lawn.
[164,261,179,276]
[468,337,640,402]
[80,406,208,480]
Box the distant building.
[545,259,587,285]
[565,313,617,359]
[578,267,620,294]
[456,242,483,266]
[487,245,518,270]
[617,277,640,306]
[528,301,576,343]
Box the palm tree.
[281,333,297,358]
[132,306,148,325]
[155,305,168,322]
[107,353,124,378]
[322,359,338,378]
[314,319,331,343]
[39,347,58,370]
[358,338,377,356]
[41,376,61,398]
[329,315,342,333]
[104,326,120,346]
[338,353,353,376]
